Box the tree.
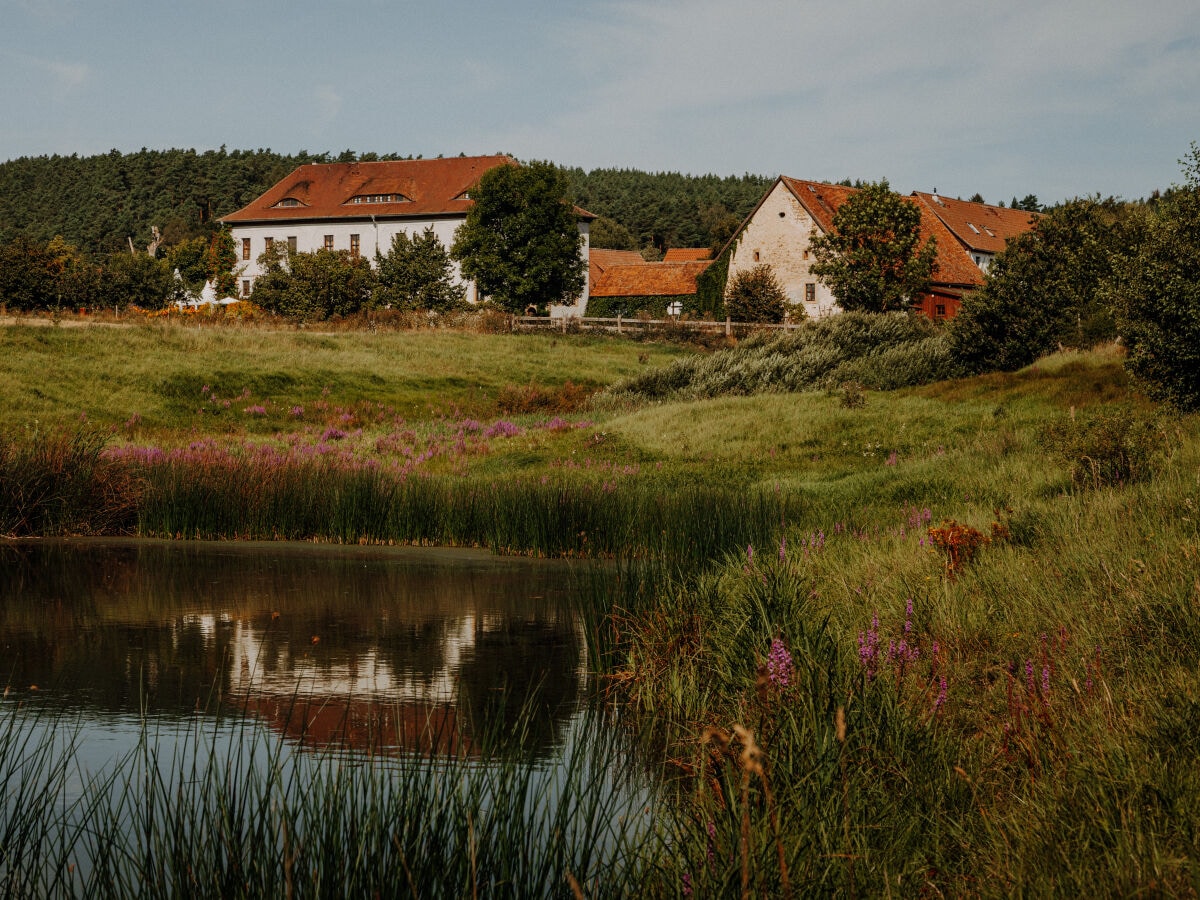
[0,236,58,310]
[375,228,465,312]
[1106,144,1200,410]
[724,264,790,323]
[949,198,1133,373]
[588,216,639,251]
[251,246,376,320]
[203,227,238,297]
[450,161,585,313]
[98,252,176,310]
[168,235,211,293]
[808,180,938,313]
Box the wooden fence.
[511,315,806,337]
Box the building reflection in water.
[0,540,590,760]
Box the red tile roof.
[591,261,710,297]
[778,178,983,288]
[222,155,518,224]
[663,247,712,262]
[912,192,1040,255]
[589,249,647,289]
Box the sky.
[3,0,1198,206]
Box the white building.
[221,155,590,315]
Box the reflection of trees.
[0,540,587,758]
[455,618,582,757]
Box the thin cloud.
[313,85,342,129]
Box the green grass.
[0,322,686,435]
[4,319,1200,893]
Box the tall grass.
[130,457,799,565]
[0,427,140,536]
[604,448,1200,894]
[0,700,667,898]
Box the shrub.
[1039,408,1166,488]
[251,246,376,321]
[724,263,789,323]
[604,311,952,403]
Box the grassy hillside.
[2,321,1198,892]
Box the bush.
[251,246,376,320]
[1107,146,1200,410]
[604,311,951,402]
[949,199,1133,374]
[1039,408,1166,488]
[724,263,788,323]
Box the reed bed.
[137,459,796,565]
[0,700,667,899]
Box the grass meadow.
[2,319,1199,894]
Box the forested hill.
[0,148,772,257]
[562,168,772,255]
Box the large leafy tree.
[1106,145,1200,410]
[949,198,1133,373]
[808,180,938,313]
[375,228,465,312]
[451,161,585,313]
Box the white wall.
[232,216,590,313]
[549,220,590,319]
[726,182,839,319]
[230,216,475,301]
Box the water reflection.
[0,539,589,759]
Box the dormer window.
[347,193,410,205]
[453,191,471,201]
[273,198,303,208]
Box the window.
[935,304,946,318]
[242,280,251,297]
[805,283,816,303]
[273,198,302,208]
[264,237,274,252]
[802,249,809,260]
[241,238,250,261]
[350,234,360,258]
[967,223,981,234]
[348,193,410,204]
[753,250,760,262]
[287,236,297,254]
[324,235,334,251]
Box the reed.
[0,699,667,898]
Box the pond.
[0,539,665,895]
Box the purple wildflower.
[779,535,786,561]
[934,675,947,713]
[483,420,522,439]
[1041,665,1051,698]
[682,872,693,897]
[290,406,304,418]
[1025,659,1035,695]
[244,405,267,416]
[321,427,347,442]
[767,638,793,688]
